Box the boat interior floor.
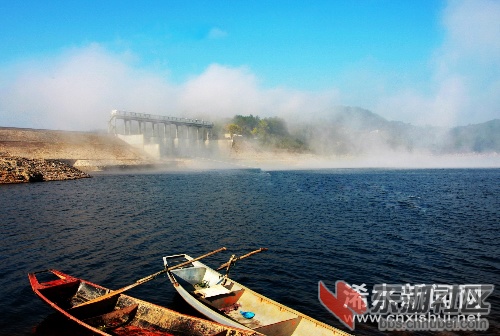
[192,282,302,336]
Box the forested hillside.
[215,108,500,155]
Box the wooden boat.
[163,254,352,336]
[29,269,262,336]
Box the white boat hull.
[163,254,352,336]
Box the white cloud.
[0,46,341,130]
[369,0,500,126]
[0,45,179,130]
[178,64,340,120]
[435,0,500,124]
[178,64,262,118]
[375,75,469,126]
[443,0,500,61]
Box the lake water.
[1,168,499,335]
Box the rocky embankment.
[0,126,157,174]
[0,153,90,184]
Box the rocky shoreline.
[0,153,91,184]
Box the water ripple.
[0,169,499,335]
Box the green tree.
[250,120,267,141]
[225,123,243,137]
[263,117,288,137]
[232,115,260,136]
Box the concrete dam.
[108,110,230,159]
[108,110,231,159]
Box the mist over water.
[1,168,499,335]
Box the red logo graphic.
[318,280,368,330]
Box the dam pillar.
[162,123,173,156]
[204,127,211,150]
[174,125,179,149]
[196,127,202,151]
[184,126,190,154]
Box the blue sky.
[0,0,499,130]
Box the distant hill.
[288,107,500,155]
[444,119,500,153]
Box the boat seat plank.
[194,284,231,298]
[209,289,245,309]
[83,304,139,330]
